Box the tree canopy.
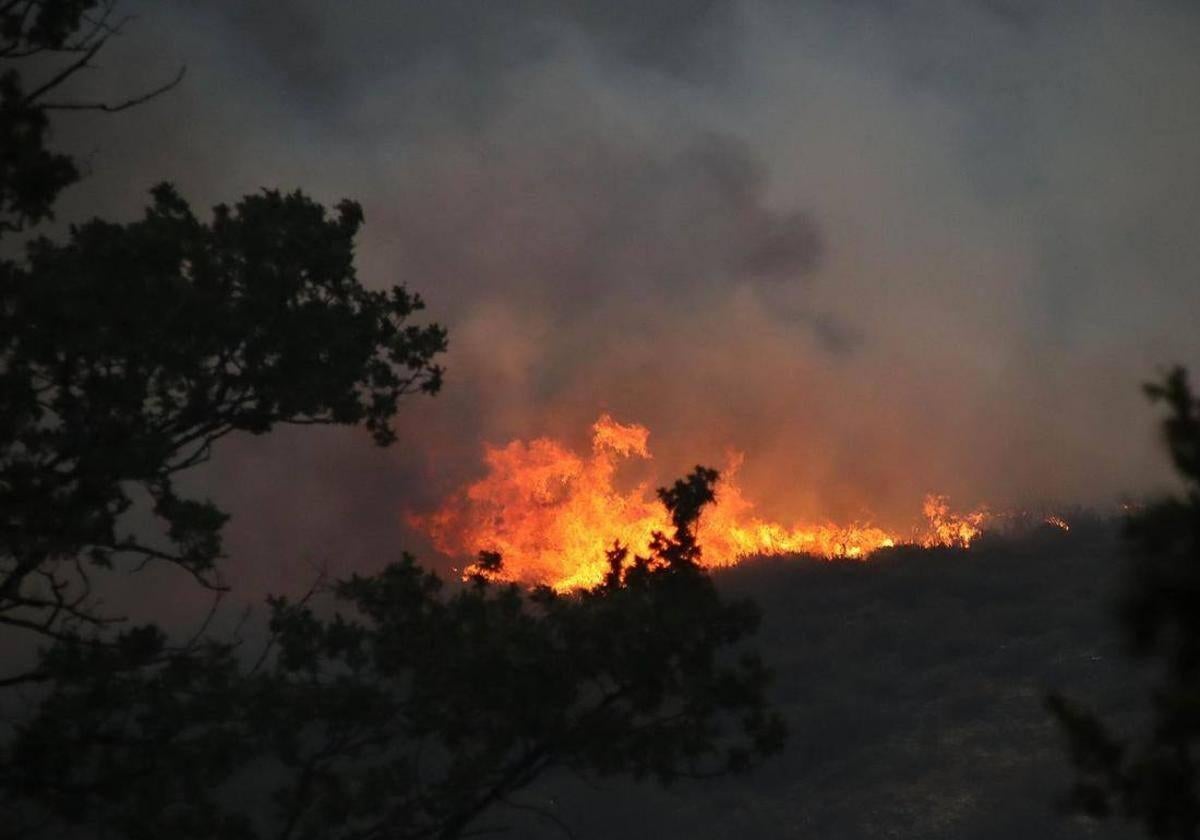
[0,4,785,838]
[1,185,447,658]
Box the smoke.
[39,0,1200,591]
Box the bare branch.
[44,65,186,113]
[112,539,228,591]
[249,564,330,675]
[0,669,51,689]
[2,592,127,627]
[0,613,97,644]
[177,587,227,654]
[21,34,108,105]
[75,4,127,48]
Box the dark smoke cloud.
[206,0,743,94]
[36,0,1200,595]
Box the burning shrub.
[413,414,989,590]
[245,467,785,839]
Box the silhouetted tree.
[1,5,784,838]
[1049,366,1200,838]
[1,0,185,235]
[13,469,783,839]
[1,0,446,668]
[1,184,447,653]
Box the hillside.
[514,517,1146,839]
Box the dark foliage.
[1049,366,1200,838]
[254,472,782,840]
[0,6,783,838]
[9,470,784,840]
[1,1,186,234]
[2,2,450,664]
[0,0,89,232]
[0,183,447,669]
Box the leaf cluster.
[0,183,446,665]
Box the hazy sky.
[45,0,1200,592]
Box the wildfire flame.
[411,415,991,590]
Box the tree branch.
[44,65,186,113]
[21,34,108,105]
[0,668,50,689]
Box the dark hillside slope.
[520,518,1145,839]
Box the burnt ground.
[513,517,1147,839]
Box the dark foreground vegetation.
[1,6,781,838]
[512,520,1142,839]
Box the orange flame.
[920,494,988,549]
[411,415,991,590]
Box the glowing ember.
[411,415,992,590]
[1044,515,1070,532]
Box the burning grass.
[411,415,992,589]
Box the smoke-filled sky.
[48,0,1200,593]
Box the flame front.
[411,415,989,590]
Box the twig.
[45,65,186,113]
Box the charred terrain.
[512,519,1142,839]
